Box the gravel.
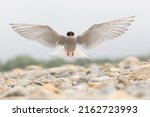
[0,56,150,99]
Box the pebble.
[52,78,72,89]
[1,86,27,99]
[72,83,87,92]
[99,85,117,95]
[15,78,32,87]
[88,82,103,89]
[119,56,140,69]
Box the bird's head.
[66,31,75,37]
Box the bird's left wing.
[10,24,65,48]
[77,16,135,48]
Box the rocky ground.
[0,56,150,99]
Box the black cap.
[66,31,75,36]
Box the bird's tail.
[50,47,89,60]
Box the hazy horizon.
[0,0,150,61]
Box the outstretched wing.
[10,24,65,48]
[77,16,135,48]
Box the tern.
[10,16,134,59]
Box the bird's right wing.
[10,24,65,48]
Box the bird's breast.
[64,37,77,51]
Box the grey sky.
[0,0,150,61]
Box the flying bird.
[10,16,134,59]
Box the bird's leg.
[71,51,74,56]
[67,52,69,56]
[66,51,74,56]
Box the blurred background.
[0,0,150,71]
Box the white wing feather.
[10,24,65,48]
[77,16,135,48]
